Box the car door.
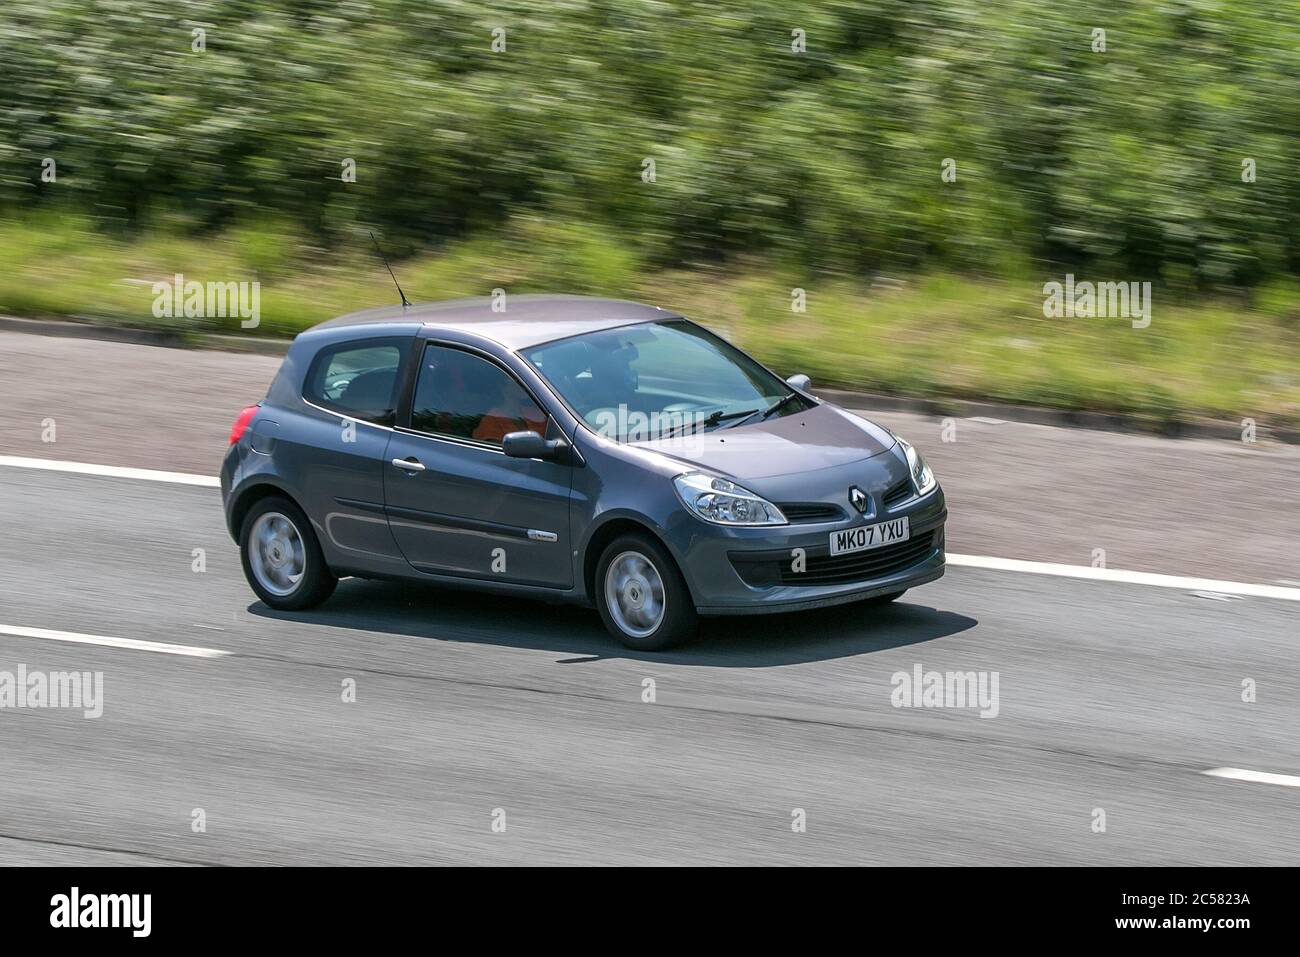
[383,341,574,588]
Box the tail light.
[229,405,259,445]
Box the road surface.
[0,330,1296,865]
[0,466,1295,865]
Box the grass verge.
[2,214,1297,427]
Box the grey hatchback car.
[221,295,946,649]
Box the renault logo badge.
[849,486,869,514]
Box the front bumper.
[677,485,947,616]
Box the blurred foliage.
[2,0,1298,287]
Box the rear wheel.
[595,534,698,650]
[239,496,337,610]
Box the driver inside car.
[471,378,548,444]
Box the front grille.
[777,502,847,523]
[882,478,913,510]
[730,530,940,588]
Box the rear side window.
[304,338,406,426]
[410,344,547,446]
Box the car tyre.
[595,533,698,650]
[240,495,337,610]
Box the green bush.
[2,1,1297,287]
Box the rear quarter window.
[303,338,407,426]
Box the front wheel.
[239,496,337,610]
[595,534,698,650]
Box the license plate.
[829,516,910,556]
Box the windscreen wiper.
[759,391,800,420]
[727,392,800,429]
[659,407,758,439]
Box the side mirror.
[786,373,811,392]
[502,430,569,461]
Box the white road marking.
[3,455,1297,602]
[1202,767,1300,788]
[0,624,229,659]
[947,553,1300,602]
[0,455,219,488]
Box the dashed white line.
[0,455,219,488]
[1202,767,1300,788]
[0,625,230,659]
[947,554,1300,602]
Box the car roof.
[307,295,684,351]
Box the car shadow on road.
[248,578,976,668]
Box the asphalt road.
[0,466,1296,865]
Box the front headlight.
[894,436,937,496]
[673,472,787,526]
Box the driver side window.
[410,345,547,447]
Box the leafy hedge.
[2,0,1297,286]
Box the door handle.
[391,457,426,472]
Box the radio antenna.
[369,230,411,308]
